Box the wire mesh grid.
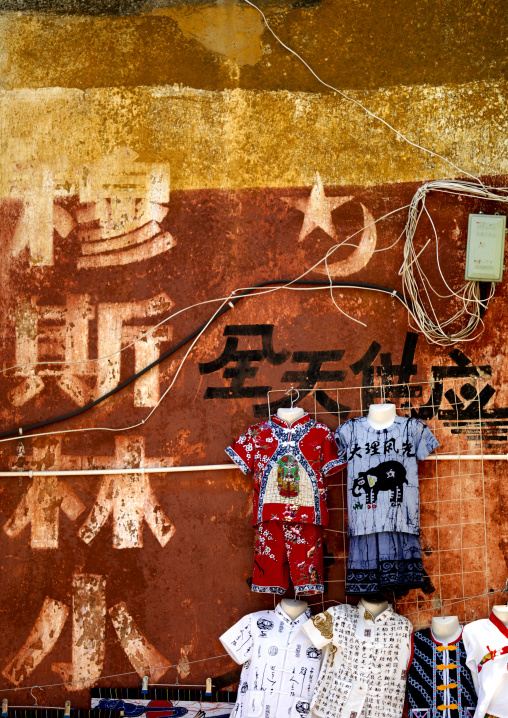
[266,377,493,629]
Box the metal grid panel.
[267,378,492,629]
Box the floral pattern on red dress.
[226,413,344,527]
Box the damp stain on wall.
[0,0,507,91]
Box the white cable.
[0,205,409,378]
[0,654,231,694]
[0,295,233,377]
[0,205,410,446]
[2,8,503,388]
[239,1,508,345]
[399,180,507,345]
[242,0,482,185]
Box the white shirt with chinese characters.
[220,604,323,718]
[462,612,508,718]
[302,601,412,718]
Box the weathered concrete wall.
[0,0,507,708]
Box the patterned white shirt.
[462,612,508,718]
[302,601,412,718]
[220,604,323,717]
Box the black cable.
[0,280,411,439]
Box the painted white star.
[283,173,350,242]
[387,469,395,478]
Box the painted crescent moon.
[314,201,377,278]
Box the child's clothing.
[220,604,323,718]
[335,415,438,594]
[253,521,324,595]
[463,613,508,718]
[302,601,412,718]
[407,627,477,718]
[227,413,344,594]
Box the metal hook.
[30,687,40,708]
[284,387,300,408]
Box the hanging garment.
[302,601,412,718]
[462,613,508,718]
[407,626,477,718]
[226,413,344,527]
[335,416,438,594]
[253,520,324,595]
[220,604,323,718]
[346,531,425,595]
[335,416,439,537]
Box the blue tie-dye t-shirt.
[335,416,439,537]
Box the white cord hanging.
[399,180,508,346]
[238,1,508,346]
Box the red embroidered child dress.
[226,413,344,595]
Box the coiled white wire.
[399,180,508,346]
[242,1,508,346]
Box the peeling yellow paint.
[3,598,69,686]
[1,82,507,193]
[0,2,506,95]
[161,5,264,67]
[177,644,193,679]
[109,602,170,682]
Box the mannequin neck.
[277,407,305,425]
[492,605,508,627]
[360,597,389,618]
[280,598,308,620]
[366,403,396,430]
[431,616,461,642]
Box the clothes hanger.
[283,386,300,408]
[142,675,213,696]
[2,698,72,715]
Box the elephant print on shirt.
[352,461,407,509]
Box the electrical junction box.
[465,213,506,282]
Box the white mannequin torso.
[360,597,389,618]
[277,407,305,424]
[280,598,308,620]
[492,605,508,626]
[366,403,396,430]
[431,616,461,642]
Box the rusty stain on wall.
[52,574,106,691]
[0,0,507,708]
[109,602,169,682]
[2,598,70,685]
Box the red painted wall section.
[0,175,507,705]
